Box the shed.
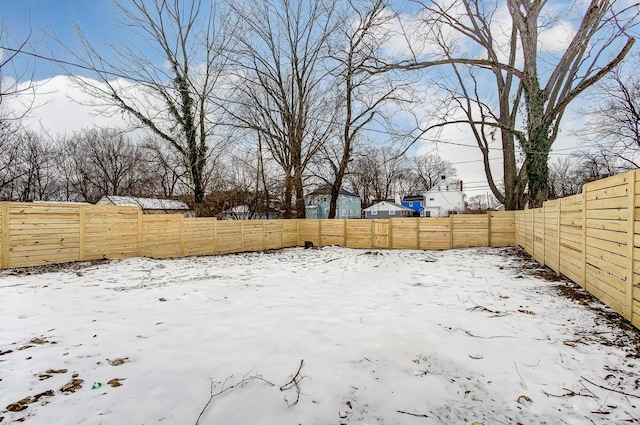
[97,196,192,216]
[363,201,415,219]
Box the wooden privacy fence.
[515,169,640,329]
[0,201,515,269]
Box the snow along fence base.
[0,202,515,269]
[515,169,640,330]
[3,179,640,331]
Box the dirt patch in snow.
[506,246,640,360]
[0,259,109,277]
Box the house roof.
[306,186,360,198]
[98,196,190,210]
[402,195,424,202]
[426,179,464,195]
[363,201,414,212]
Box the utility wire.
[1,45,601,159]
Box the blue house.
[401,195,424,216]
[305,186,362,219]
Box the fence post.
[296,220,300,246]
[541,202,547,266]
[318,219,322,247]
[1,203,9,268]
[449,215,454,249]
[389,218,394,249]
[263,221,267,251]
[487,212,492,247]
[213,219,218,255]
[370,219,375,248]
[79,205,86,261]
[626,170,637,321]
[343,219,347,247]
[531,209,535,259]
[581,187,588,289]
[179,216,185,257]
[556,199,561,276]
[137,209,143,257]
[416,217,420,250]
[241,221,245,252]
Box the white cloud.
[4,75,132,136]
[538,20,576,53]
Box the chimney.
[459,181,463,191]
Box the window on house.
[429,197,435,201]
[425,211,431,217]
[408,202,413,207]
[389,210,395,215]
[371,210,377,216]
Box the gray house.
[305,186,361,219]
[363,201,415,219]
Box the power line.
[2,45,603,159]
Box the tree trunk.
[293,167,306,219]
[283,174,293,219]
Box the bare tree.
[409,153,457,192]
[227,0,338,218]
[320,0,412,218]
[467,193,500,213]
[0,130,62,201]
[63,128,156,203]
[67,0,231,215]
[548,156,583,198]
[580,53,640,155]
[0,19,36,129]
[549,147,638,198]
[142,138,186,199]
[384,0,637,208]
[347,146,407,206]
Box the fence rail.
[0,202,514,269]
[515,169,640,329]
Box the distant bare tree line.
[0,125,459,216]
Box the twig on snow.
[280,359,305,407]
[462,329,515,339]
[397,410,429,418]
[195,369,274,425]
[580,376,640,399]
[542,388,596,398]
[466,298,507,317]
[514,362,527,389]
[325,256,345,263]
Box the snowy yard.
[1,246,639,424]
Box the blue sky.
[1,0,114,81]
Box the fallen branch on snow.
[195,369,275,425]
[580,376,640,399]
[542,388,596,398]
[280,359,305,407]
[397,410,429,417]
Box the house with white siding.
[363,201,415,219]
[423,179,466,217]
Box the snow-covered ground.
[1,246,638,424]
